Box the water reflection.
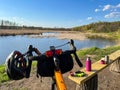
[0,35,116,64]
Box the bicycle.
[5,39,83,90]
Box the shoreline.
[0,29,87,40]
[0,29,53,36]
[0,29,120,42]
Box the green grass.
[77,46,120,61]
[107,31,120,40]
[86,30,120,40]
[32,61,37,67]
[0,62,37,85]
[0,65,10,84]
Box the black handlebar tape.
[70,39,83,67]
[70,39,74,45]
[73,52,83,67]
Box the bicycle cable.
[55,42,70,48]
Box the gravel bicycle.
[6,39,83,90]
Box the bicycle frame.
[54,70,67,90]
[48,46,67,90]
[53,54,67,90]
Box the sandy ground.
[0,60,120,90]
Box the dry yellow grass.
[0,29,73,36]
[0,29,45,36]
[58,32,87,40]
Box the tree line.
[0,20,19,29]
[72,21,120,33]
[0,20,70,30]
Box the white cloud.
[103,4,112,11]
[103,3,120,11]
[95,9,100,12]
[87,17,93,20]
[116,3,120,8]
[95,3,120,12]
[104,12,120,18]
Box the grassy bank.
[85,30,120,40]
[0,65,9,84]
[1,29,120,40]
[0,45,120,84]
[0,61,37,85]
[77,46,120,61]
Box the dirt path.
[1,60,120,90]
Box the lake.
[0,33,117,64]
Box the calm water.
[0,34,117,64]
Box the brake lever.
[70,39,76,51]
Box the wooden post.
[109,57,120,73]
[76,74,98,90]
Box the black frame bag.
[37,53,73,77]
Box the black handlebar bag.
[37,53,74,77]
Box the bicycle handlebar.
[28,39,83,67]
[29,47,83,67]
[25,39,83,78]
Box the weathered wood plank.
[109,58,120,73]
[68,50,120,85]
[76,74,98,90]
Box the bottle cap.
[87,57,91,60]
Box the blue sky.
[0,0,120,28]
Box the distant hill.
[72,21,120,33]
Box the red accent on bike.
[46,49,62,57]
[46,51,53,57]
[55,49,62,55]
